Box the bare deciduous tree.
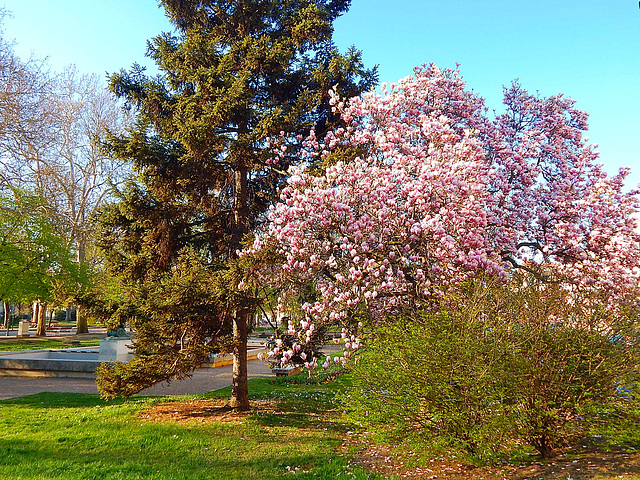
[0,15,130,333]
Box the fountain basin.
[0,338,267,377]
[0,348,101,378]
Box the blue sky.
[2,0,639,190]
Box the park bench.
[45,325,74,335]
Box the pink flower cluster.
[250,63,640,368]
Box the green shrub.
[345,310,516,461]
[496,275,640,457]
[344,274,640,459]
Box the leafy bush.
[344,275,640,459]
[345,310,515,461]
[496,275,640,457]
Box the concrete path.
[0,360,274,400]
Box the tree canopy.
[0,13,131,333]
[96,0,377,407]
[0,189,82,306]
[253,63,640,369]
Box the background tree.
[0,188,83,335]
[96,0,376,407]
[29,69,129,333]
[0,16,131,332]
[0,11,52,184]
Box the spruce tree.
[96,0,376,408]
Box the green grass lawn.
[2,371,638,480]
[0,375,388,480]
[0,338,101,353]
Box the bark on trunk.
[229,166,250,410]
[2,301,8,335]
[33,302,39,333]
[75,305,89,334]
[75,241,89,334]
[35,302,47,336]
[229,309,249,410]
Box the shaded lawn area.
[0,376,385,480]
[0,338,101,352]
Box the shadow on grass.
[250,408,350,434]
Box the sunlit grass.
[0,338,101,352]
[0,375,388,480]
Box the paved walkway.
[0,332,339,401]
[0,360,274,400]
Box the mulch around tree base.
[139,399,278,424]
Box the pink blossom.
[249,62,640,369]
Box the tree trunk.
[2,301,8,335]
[76,305,89,334]
[33,302,39,333]
[229,308,249,410]
[35,302,47,336]
[75,240,89,334]
[229,166,250,410]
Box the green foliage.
[93,247,236,398]
[345,311,515,461]
[97,353,204,400]
[495,274,640,457]
[344,274,640,460]
[96,0,376,400]
[584,400,640,451]
[0,189,85,304]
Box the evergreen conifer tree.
[96,0,376,408]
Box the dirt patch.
[345,441,640,480]
[139,399,278,424]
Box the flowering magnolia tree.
[250,63,640,369]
